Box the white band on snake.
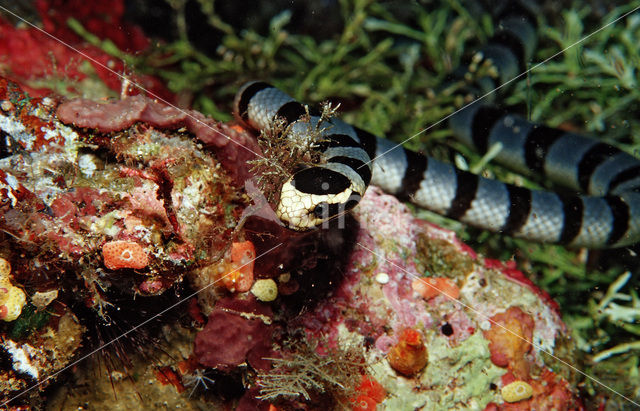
[232,0,640,249]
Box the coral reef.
[0,72,244,402]
[0,4,608,408]
[278,186,584,410]
[0,69,585,409]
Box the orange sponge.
[103,240,149,270]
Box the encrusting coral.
[193,296,274,371]
[411,276,460,300]
[0,257,26,322]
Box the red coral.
[356,374,386,403]
[102,240,149,270]
[0,14,171,100]
[387,328,428,376]
[483,306,535,379]
[350,395,377,411]
[187,297,206,326]
[154,366,185,393]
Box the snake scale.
[233,1,640,249]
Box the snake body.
[233,2,640,249]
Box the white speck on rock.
[78,154,98,177]
[375,272,390,284]
[480,320,492,331]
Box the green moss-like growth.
[375,332,504,410]
[415,234,474,279]
[10,304,51,340]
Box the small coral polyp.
[0,257,27,322]
[102,240,150,270]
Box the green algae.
[375,332,503,410]
[415,234,474,279]
[9,304,51,340]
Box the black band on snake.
[233,1,640,249]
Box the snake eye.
[313,202,347,219]
[313,202,329,218]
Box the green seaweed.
[10,304,51,340]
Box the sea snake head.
[233,81,372,230]
[276,164,365,229]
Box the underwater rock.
[280,185,583,410]
[56,95,262,184]
[0,23,588,406]
[0,75,244,404]
[0,71,585,409]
